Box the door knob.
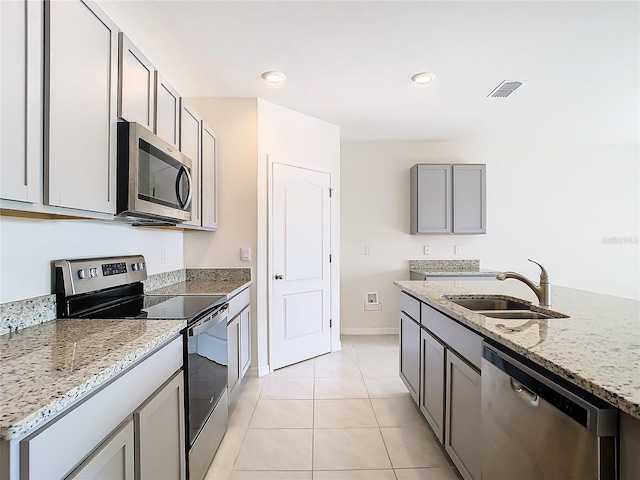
[275,274,284,280]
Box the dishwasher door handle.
[510,378,540,407]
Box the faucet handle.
[527,259,548,281]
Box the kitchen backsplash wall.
[0,216,184,304]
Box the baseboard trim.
[341,328,399,335]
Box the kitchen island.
[395,280,640,416]
[395,279,640,480]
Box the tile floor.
[205,335,460,480]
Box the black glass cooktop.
[78,294,225,320]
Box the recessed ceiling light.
[411,72,436,84]
[262,71,287,83]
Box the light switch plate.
[240,247,251,261]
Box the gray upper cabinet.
[181,101,202,227]
[45,0,118,214]
[410,164,486,234]
[453,164,486,234]
[0,0,43,204]
[155,73,181,148]
[200,122,218,230]
[118,33,155,131]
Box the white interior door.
[271,162,331,370]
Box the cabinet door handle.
[275,274,284,280]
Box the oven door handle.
[188,304,229,337]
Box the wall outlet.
[424,245,431,255]
[240,247,251,261]
[160,247,167,264]
[454,245,462,255]
[365,292,379,304]
[365,245,372,255]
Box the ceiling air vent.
[487,81,523,98]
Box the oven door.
[117,121,193,223]
[185,304,229,446]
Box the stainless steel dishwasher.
[482,344,618,480]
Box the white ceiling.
[99,1,639,143]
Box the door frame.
[267,157,336,373]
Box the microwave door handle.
[175,166,193,210]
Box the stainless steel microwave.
[116,121,192,224]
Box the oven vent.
[487,81,523,98]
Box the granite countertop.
[411,268,499,277]
[394,280,640,419]
[0,318,185,440]
[146,279,252,298]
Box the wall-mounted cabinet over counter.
[410,164,486,235]
[1,0,217,231]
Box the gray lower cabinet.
[445,350,482,480]
[45,0,118,214]
[410,163,486,235]
[135,371,186,480]
[228,288,252,396]
[420,328,445,443]
[66,420,135,480]
[15,337,183,480]
[399,313,420,403]
[621,412,640,480]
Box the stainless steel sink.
[443,294,569,320]
[445,297,531,311]
[481,311,554,320]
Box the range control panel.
[55,255,148,296]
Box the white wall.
[0,216,183,303]
[182,97,259,366]
[257,99,342,371]
[341,141,639,333]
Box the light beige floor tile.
[394,467,459,480]
[236,377,267,400]
[270,359,315,378]
[314,399,377,428]
[357,358,400,377]
[229,471,312,480]
[363,376,411,398]
[314,377,368,399]
[371,397,427,427]
[313,428,392,470]
[249,399,313,428]
[382,335,399,346]
[204,427,247,479]
[229,398,258,429]
[381,427,450,469]
[313,470,396,480]
[260,377,314,399]
[234,429,313,470]
[314,360,362,378]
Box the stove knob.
[132,263,139,271]
[90,268,99,278]
[78,269,88,279]
[138,262,145,271]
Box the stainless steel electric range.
[54,255,229,480]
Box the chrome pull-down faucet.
[496,259,551,307]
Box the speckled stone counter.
[0,318,185,440]
[411,268,499,277]
[147,278,251,299]
[394,280,640,419]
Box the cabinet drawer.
[400,292,421,322]
[228,286,250,321]
[421,303,482,370]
